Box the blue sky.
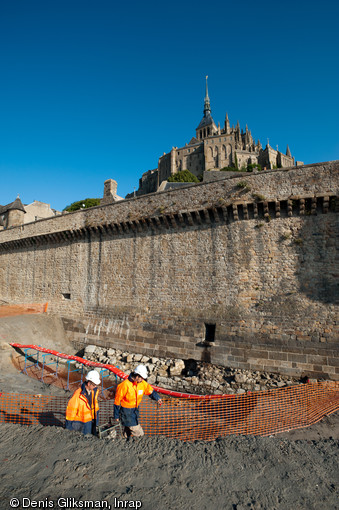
[1,0,338,211]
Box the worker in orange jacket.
[114,364,162,438]
[65,370,101,435]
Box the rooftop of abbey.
[129,77,304,198]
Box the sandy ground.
[0,314,338,509]
[0,422,338,510]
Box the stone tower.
[100,179,124,205]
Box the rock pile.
[81,345,304,394]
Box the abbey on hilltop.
[131,78,302,197]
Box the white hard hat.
[134,365,148,380]
[86,370,101,385]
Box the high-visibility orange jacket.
[114,378,154,409]
[113,376,160,427]
[65,383,99,435]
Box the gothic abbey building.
[133,79,302,197]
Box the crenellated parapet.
[1,160,338,245]
[0,193,337,252]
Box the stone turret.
[0,196,26,229]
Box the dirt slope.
[0,314,75,395]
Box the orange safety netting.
[4,344,339,441]
[0,382,338,440]
[0,303,48,317]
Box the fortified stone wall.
[0,161,338,380]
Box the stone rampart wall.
[0,161,338,380]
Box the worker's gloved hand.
[158,399,163,406]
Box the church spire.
[204,75,211,116]
[196,76,217,139]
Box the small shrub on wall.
[247,163,262,172]
[63,198,101,212]
[168,170,200,183]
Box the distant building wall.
[0,161,338,380]
[24,201,59,224]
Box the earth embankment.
[0,313,74,394]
